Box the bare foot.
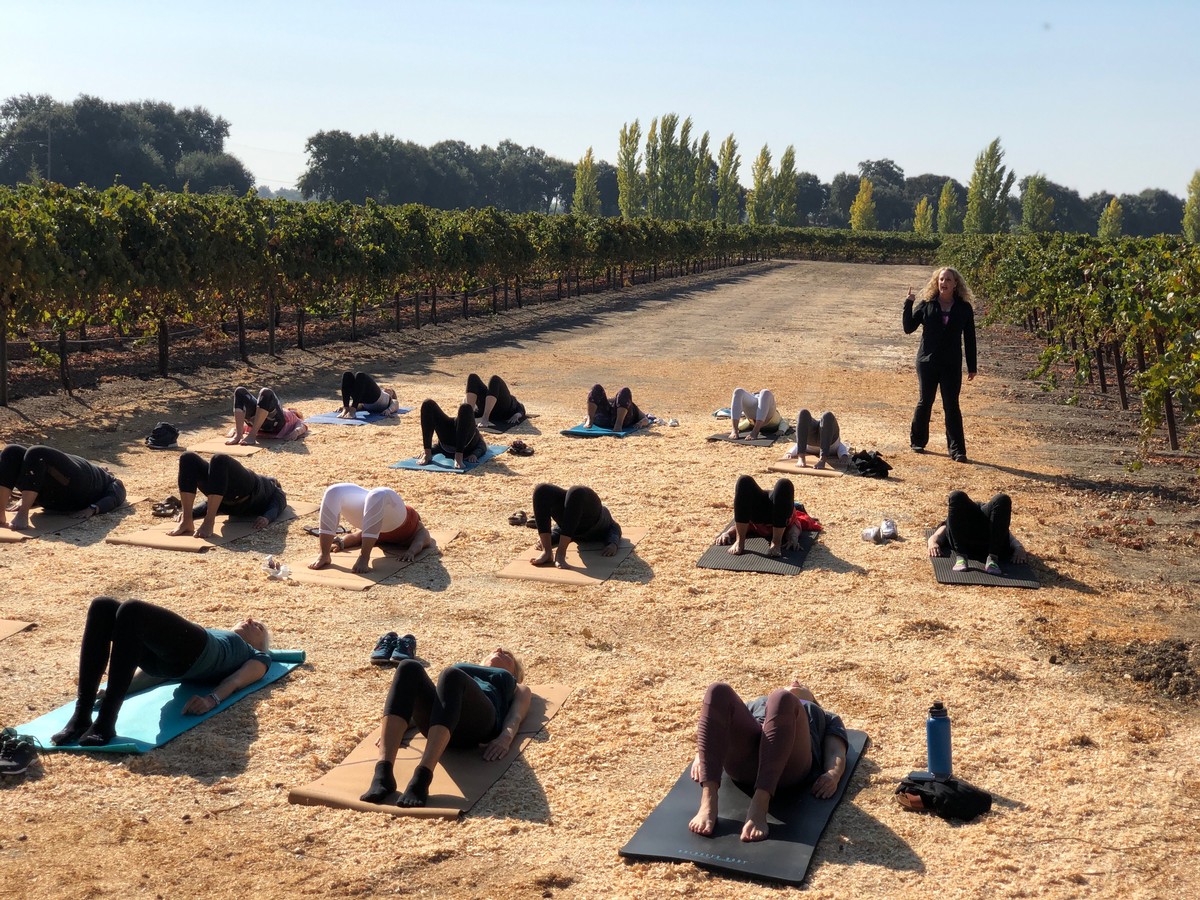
[726,541,746,556]
[167,522,194,537]
[766,543,782,558]
[479,420,493,429]
[308,554,331,570]
[224,435,242,446]
[240,435,258,446]
[336,408,355,419]
[741,793,770,842]
[813,456,827,470]
[553,548,570,569]
[728,428,740,439]
[530,548,554,567]
[194,523,215,539]
[8,514,30,531]
[689,784,719,837]
[416,451,433,465]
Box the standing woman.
[903,267,977,462]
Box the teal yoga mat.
[306,409,410,426]
[561,423,640,438]
[389,444,507,472]
[19,649,305,754]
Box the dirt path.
[1,260,1196,899]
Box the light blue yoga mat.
[389,444,508,472]
[561,423,640,438]
[305,408,410,426]
[19,650,305,754]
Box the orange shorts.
[379,506,421,545]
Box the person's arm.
[89,477,125,516]
[714,524,737,545]
[354,534,379,573]
[482,684,533,761]
[811,733,849,799]
[395,523,432,562]
[927,524,948,557]
[182,658,269,715]
[782,523,802,550]
[603,518,622,557]
[257,484,286,529]
[1010,533,1027,564]
[964,304,978,378]
[903,290,920,334]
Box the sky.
[2,0,1197,198]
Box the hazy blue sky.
[2,0,1196,197]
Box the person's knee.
[588,384,606,404]
[819,411,836,429]
[234,386,252,406]
[704,682,738,709]
[437,666,471,696]
[114,598,152,626]
[420,398,439,415]
[773,477,795,504]
[0,443,25,470]
[532,482,556,504]
[23,445,53,467]
[257,388,279,411]
[87,596,120,619]
[948,490,972,517]
[991,493,1012,516]
[208,453,233,480]
[615,387,633,408]
[487,374,505,395]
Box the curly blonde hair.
[918,267,975,305]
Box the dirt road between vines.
[1,259,1197,899]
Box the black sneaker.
[910,445,925,453]
[0,727,37,776]
[370,632,399,665]
[952,453,969,464]
[390,633,417,663]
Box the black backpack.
[896,775,993,821]
[146,422,180,449]
[847,450,892,478]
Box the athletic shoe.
[390,633,417,663]
[861,527,883,544]
[952,453,969,464]
[370,632,399,665]
[984,555,1003,576]
[0,727,37,776]
[952,555,969,572]
[880,519,898,540]
[911,445,925,453]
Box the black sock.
[397,765,434,807]
[360,760,397,803]
[51,709,94,746]
[77,721,116,747]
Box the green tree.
[913,196,933,235]
[964,138,1015,233]
[1020,173,1055,233]
[690,130,713,220]
[616,119,643,219]
[715,134,740,224]
[747,144,772,225]
[936,178,962,233]
[773,145,798,226]
[644,118,661,218]
[1183,169,1200,242]
[572,147,600,216]
[1097,197,1123,239]
[849,177,877,231]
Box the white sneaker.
[861,527,883,543]
[880,519,898,540]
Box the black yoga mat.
[620,729,869,885]
[696,530,814,575]
[924,530,1039,589]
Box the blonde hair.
[510,655,525,684]
[918,267,975,305]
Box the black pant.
[947,491,1012,560]
[419,400,486,457]
[75,597,208,731]
[0,444,118,511]
[796,410,840,455]
[234,386,284,434]
[341,371,383,408]
[531,483,613,542]
[178,452,272,518]
[733,475,794,528]
[383,660,498,747]
[588,384,642,430]
[466,373,522,421]
[910,361,965,457]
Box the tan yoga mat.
[184,438,262,456]
[0,497,148,542]
[105,501,319,552]
[288,684,571,818]
[285,529,457,591]
[767,457,844,478]
[495,527,647,585]
[0,620,34,641]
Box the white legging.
[731,388,778,425]
[319,483,407,540]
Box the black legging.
[179,452,254,506]
[70,598,208,736]
[531,483,616,542]
[383,660,499,747]
[419,399,486,457]
[947,490,1012,560]
[796,409,841,456]
[234,386,284,434]
[0,443,121,511]
[910,362,965,457]
[341,371,387,410]
[466,373,523,421]
[588,384,642,430]
[733,475,795,528]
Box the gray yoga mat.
[619,729,869,885]
[924,529,1039,589]
[696,530,815,575]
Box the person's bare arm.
[811,733,848,799]
[927,525,948,557]
[1010,534,1027,564]
[782,524,802,551]
[183,659,269,715]
[482,684,533,761]
[395,523,433,562]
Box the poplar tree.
[616,119,643,219]
[1020,174,1054,233]
[747,144,773,225]
[849,177,877,231]
[656,113,681,218]
[773,145,799,227]
[1183,169,1200,242]
[964,138,1015,234]
[936,179,962,233]
[572,147,601,217]
[690,130,714,220]
[1097,197,1123,239]
[644,117,661,219]
[913,196,933,235]
[715,134,740,224]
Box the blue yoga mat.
[389,444,508,472]
[560,423,641,438]
[305,408,411,426]
[19,650,306,754]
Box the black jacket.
[903,296,977,373]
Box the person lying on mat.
[465,373,526,428]
[727,388,783,440]
[360,648,533,808]
[229,385,287,445]
[0,443,126,531]
[713,475,807,558]
[50,597,272,747]
[339,371,400,419]
[417,398,489,470]
[784,409,851,469]
[927,490,1026,575]
[529,483,622,568]
[689,680,849,842]
[167,452,287,539]
[585,384,649,432]
[309,483,434,573]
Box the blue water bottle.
[926,700,953,780]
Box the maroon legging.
[695,682,813,796]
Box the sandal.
[509,440,534,457]
[303,524,348,537]
[507,510,528,527]
[152,496,182,518]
